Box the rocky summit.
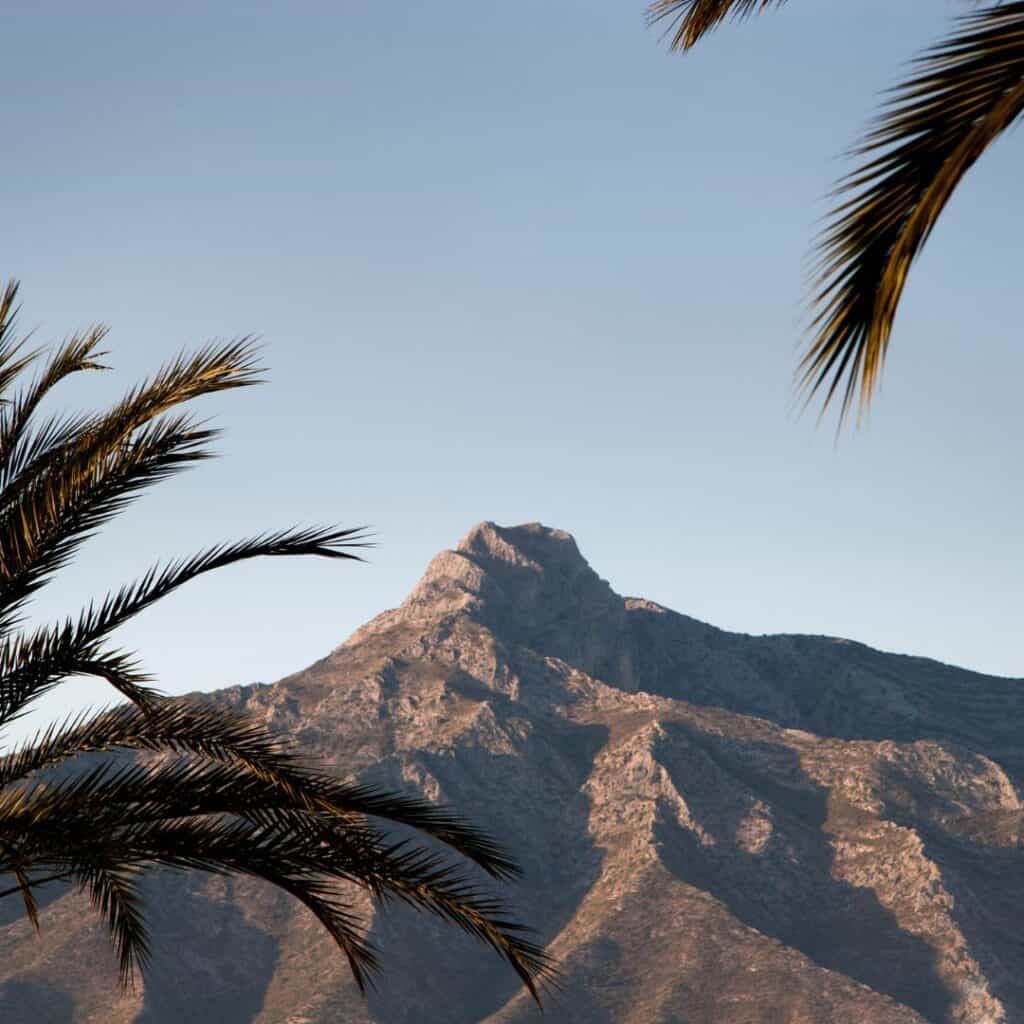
[3,521,1024,1023]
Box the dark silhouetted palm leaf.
[649,1,1024,424]
[0,282,551,1000]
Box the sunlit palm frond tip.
[801,2,1024,423]
[647,0,786,51]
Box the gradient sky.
[3,1,1021,739]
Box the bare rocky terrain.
[2,521,1023,1023]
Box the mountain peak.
[454,521,588,574]
[403,521,611,613]
[368,521,625,663]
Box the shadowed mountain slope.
[3,522,1023,1023]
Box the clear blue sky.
[4,1,1021,737]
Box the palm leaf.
[0,415,218,636]
[0,701,520,879]
[80,863,150,987]
[649,6,1024,422]
[0,282,42,403]
[0,525,369,721]
[647,0,786,51]
[0,283,550,1002]
[236,863,380,989]
[0,848,42,931]
[802,2,1024,421]
[0,761,552,997]
[0,340,264,629]
[0,328,109,468]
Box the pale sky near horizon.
[3,1,1021,739]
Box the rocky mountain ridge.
[2,521,1023,1023]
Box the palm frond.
[803,2,1024,422]
[371,840,550,1000]
[0,338,258,505]
[80,863,150,987]
[0,414,219,636]
[308,783,522,881]
[0,284,549,1002]
[0,409,95,496]
[0,702,300,788]
[69,652,162,709]
[0,762,552,997]
[0,526,369,722]
[0,701,519,879]
[1,862,41,930]
[238,862,380,989]
[647,0,786,51]
[0,339,264,625]
[0,328,109,466]
[0,282,42,403]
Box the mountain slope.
[2,521,1022,1023]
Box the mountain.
[2,521,1024,1023]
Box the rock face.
[3,521,1024,1023]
